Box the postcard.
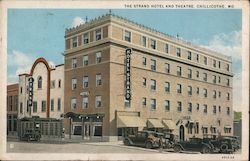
[0,0,249,161]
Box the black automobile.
[123,131,161,149]
[162,132,176,149]
[21,128,41,142]
[173,137,212,154]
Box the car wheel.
[201,146,210,154]
[220,144,228,153]
[173,145,181,153]
[145,141,153,149]
[124,139,130,146]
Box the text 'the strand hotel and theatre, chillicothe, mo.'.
[16,13,233,142]
[63,13,233,141]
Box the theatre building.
[7,83,19,136]
[64,14,233,141]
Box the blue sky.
[7,9,242,111]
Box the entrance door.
[179,125,185,141]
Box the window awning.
[224,125,232,129]
[162,120,176,129]
[147,119,164,128]
[117,116,146,128]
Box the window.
[143,78,147,87]
[83,33,89,44]
[33,101,37,113]
[72,36,77,48]
[72,78,77,90]
[203,88,208,97]
[124,30,131,42]
[51,99,54,111]
[213,60,216,67]
[95,28,102,41]
[38,76,42,89]
[142,57,147,66]
[196,87,199,95]
[58,98,61,111]
[165,82,170,92]
[177,101,182,112]
[203,73,207,81]
[227,107,230,115]
[96,96,102,107]
[177,66,182,76]
[213,75,216,84]
[218,76,221,83]
[96,74,102,86]
[72,58,77,68]
[227,93,230,100]
[71,98,77,109]
[203,104,208,113]
[218,106,221,113]
[224,127,231,133]
[204,56,207,65]
[196,54,199,62]
[165,63,170,73]
[188,102,192,112]
[218,91,221,98]
[83,76,89,88]
[151,99,156,110]
[188,86,192,96]
[188,69,192,79]
[165,100,170,111]
[195,123,199,134]
[58,79,61,88]
[227,79,230,86]
[20,87,22,94]
[82,97,89,109]
[196,103,200,111]
[50,80,55,89]
[188,51,192,60]
[150,39,156,49]
[165,44,169,53]
[151,59,156,71]
[226,64,230,71]
[177,84,182,94]
[42,101,46,112]
[176,48,181,57]
[96,52,102,63]
[213,105,216,114]
[213,90,217,99]
[142,36,147,47]
[151,79,156,90]
[142,97,146,107]
[202,127,208,134]
[20,102,23,114]
[218,61,221,68]
[83,55,88,66]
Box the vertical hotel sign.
[125,48,132,100]
[28,77,34,115]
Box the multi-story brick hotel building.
[64,14,233,141]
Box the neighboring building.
[64,14,233,141]
[18,58,64,119]
[7,84,18,136]
[233,111,242,146]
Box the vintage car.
[21,128,41,142]
[162,132,177,149]
[173,137,212,154]
[203,135,240,153]
[123,131,162,149]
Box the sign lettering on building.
[125,48,132,100]
[28,77,34,107]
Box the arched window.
[38,76,42,89]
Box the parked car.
[162,132,176,149]
[123,131,162,149]
[203,135,240,153]
[20,128,41,142]
[173,137,212,154]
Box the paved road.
[7,141,163,153]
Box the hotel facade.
[64,14,233,141]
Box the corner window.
[150,39,156,49]
[226,64,230,71]
[124,30,131,42]
[96,96,102,107]
[96,52,102,63]
[95,28,102,41]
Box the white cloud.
[7,50,35,84]
[71,16,85,27]
[233,72,242,112]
